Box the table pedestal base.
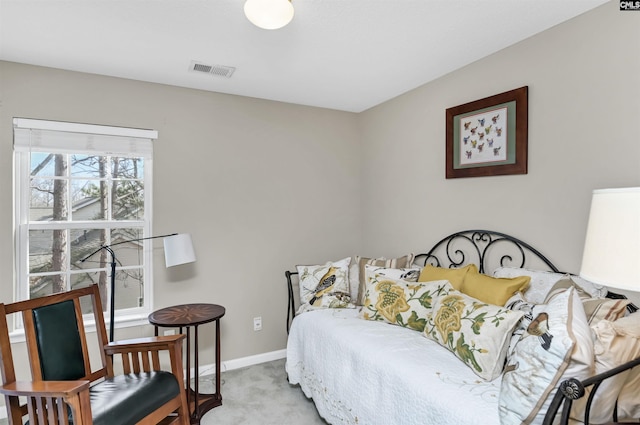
[189,389,222,424]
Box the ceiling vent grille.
[189,61,235,78]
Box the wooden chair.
[0,284,190,425]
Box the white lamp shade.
[163,233,197,267]
[580,187,640,292]
[244,0,294,30]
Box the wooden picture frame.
[446,86,528,179]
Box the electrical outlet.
[253,316,262,331]
[164,329,176,336]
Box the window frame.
[12,118,157,339]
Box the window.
[13,118,157,328]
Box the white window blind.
[13,118,157,156]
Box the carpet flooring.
[198,358,327,425]
[0,359,327,425]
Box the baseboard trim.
[0,349,288,420]
[193,348,287,378]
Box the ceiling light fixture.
[244,0,294,30]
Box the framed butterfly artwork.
[445,86,528,179]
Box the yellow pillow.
[418,264,477,290]
[461,269,530,306]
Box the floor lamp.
[580,187,639,309]
[81,233,196,341]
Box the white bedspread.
[286,308,501,425]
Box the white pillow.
[493,266,606,304]
[499,288,593,424]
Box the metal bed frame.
[284,229,639,424]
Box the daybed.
[284,230,639,425]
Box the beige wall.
[0,62,361,377]
[0,0,638,401]
[358,1,640,289]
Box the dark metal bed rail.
[285,270,298,334]
[543,355,640,425]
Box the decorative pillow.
[571,275,608,299]
[499,288,593,425]
[582,298,630,326]
[360,270,451,332]
[543,278,629,325]
[296,258,353,313]
[503,292,534,352]
[493,266,606,304]
[418,264,477,290]
[571,313,640,423]
[423,289,524,381]
[363,263,420,283]
[461,268,530,306]
[542,276,593,302]
[349,256,382,303]
[352,254,415,306]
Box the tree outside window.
[14,118,156,325]
[27,153,147,313]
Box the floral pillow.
[360,269,451,332]
[423,289,524,381]
[296,257,353,313]
[351,254,416,305]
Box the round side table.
[148,303,225,425]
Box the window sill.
[9,313,151,344]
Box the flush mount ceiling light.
[244,0,294,30]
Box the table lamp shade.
[580,187,640,292]
[164,233,197,267]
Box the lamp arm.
[78,232,178,342]
[79,233,178,263]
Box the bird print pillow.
[499,287,593,424]
[296,257,354,314]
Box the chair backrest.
[0,285,110,387]
[32,300,87,381]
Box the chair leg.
[66,391,92,425]
[178,390,190,425]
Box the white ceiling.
[0,0,608,112]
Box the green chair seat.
[89,371,180,425]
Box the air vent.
[189,61,235,78]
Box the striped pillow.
[352,254,415,305]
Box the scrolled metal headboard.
[414,229,561,274]
[286,229,636,333]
